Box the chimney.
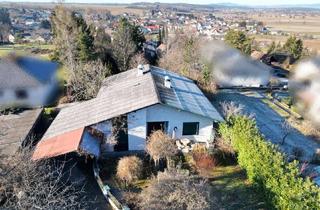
[137,64,150,76]
[164,76,171,88]
[137,64,144,76]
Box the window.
[15,89,28,99]
[182,122,199,135]
[147,121,168,137]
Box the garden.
[97,130,267,210]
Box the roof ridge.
[149,67,162,104]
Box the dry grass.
[288,117,320,141]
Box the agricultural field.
[252,34,320,54]
[249,12,320,54]
[251,13,320,36]
[0,43,53,59]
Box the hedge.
[219,115,320,210]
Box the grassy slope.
[210,165,267,210]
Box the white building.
[0,56,59,108]
[32,65,223,160]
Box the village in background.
[1,1,320,210]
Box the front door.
[113,115,128,151]
[147,121,168,137]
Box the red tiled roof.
[32,128,84,160]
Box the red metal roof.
[32,128,84,160]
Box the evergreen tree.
[267,41,276,54]
[158,27,162,43]
[50,6,95,63]
[161,26,166,44]
[0,8,11,44]
[224,30,253,55]
[75,16,95,62]
[283,36,303,60]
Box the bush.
[116,156,143,185]
[191,144,216,175]
[219,115,320,209]
[139,169,214,210]
[145,130,178,167]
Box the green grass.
[210,165,267,210]
[262,98,290,118]
[0,43,54,58]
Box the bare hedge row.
[219,115,320,210]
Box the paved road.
[212,90,320,161]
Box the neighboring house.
[0,56,59,108]
[32,65,223,160]
[0,109,43,155]
[205,44,271,88]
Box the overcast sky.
[2,0,320,6]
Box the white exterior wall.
[146,104,214,143]
[127,108,147,150]
[91,121,113,151]
[0,82,56,108]
[80,130,101,157]
[127,104,214,150]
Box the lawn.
[261,98,290,118]
[0,43,53,58]
[210,165,266,210]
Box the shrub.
[116,156,143,185]
[219,115,320,209]
[191,144,216,175]
[139,169,215,210]
[145,130,178,167]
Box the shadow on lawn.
[210,165,268,210]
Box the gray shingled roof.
[43,69,160,139]
[0,109,42,155]
[42,66,222,140]
[0,57,58,89]
[0,58,40,89]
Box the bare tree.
[145,130,178,168]
[67,59,111,101]
[0,149,87,209]
[220,101,244,120]
[112,20,137,72]
[281,120,293,145]
[129,53,149,69]
[139,169,213,210]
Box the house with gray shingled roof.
[33,65,223,160]
[0,55,58,108]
